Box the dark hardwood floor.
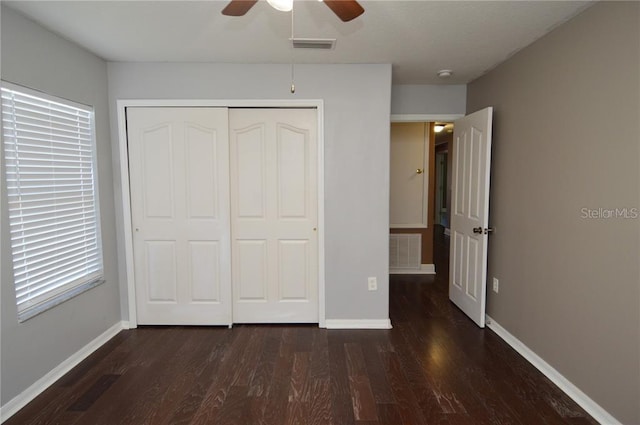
[6,226,597,425]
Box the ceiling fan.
[221,0,365,22]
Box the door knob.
[473,227,494,235]
[416,168,423,174]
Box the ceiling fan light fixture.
[222,0,364,21]
[267,0,293,12]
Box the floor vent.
[389,234,421,271]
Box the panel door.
[390,122,428,227]
[229,108,318,323]
[128,107,232,325]
[449,107,493,328]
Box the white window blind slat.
[8,187,93,197]
[1,107,87,123]
[3,119,92,136]
[4,100,91,124]
[6,105,91,118]
[8,184,93,198]
[9,193,95,207]
[1,138,93,153]
[12,242,101,276]
[16,269,103,309]
[4,98,91,119]
[14,251,102,288]
[5,113,92,130]
[8,132,93,143]
[4,151,94,163]
[5,167,94,176]
[14,252,102,291]
[9,203,95,221]
[11,196,94,211]
[11,217,97,247]
[12,236,100,269]
[10,222,98,253]
[9,215,97,234]
[12,245,101,276]
[9,199,95,214]
[9,197,95,212]
[8,201,96,216]
[3,132,91,149]
[6,153,93,162]
[10,218,98,245]
[2,83,104,321]
[6,128,93,144]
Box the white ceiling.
[5,0,592,84]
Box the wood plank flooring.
[6,226,598,425]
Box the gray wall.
[107,62,392,322]
[1,7,121,405]
[391,84,466,116]
[467,2,639,423]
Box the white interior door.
[229,108,318,323]
[449,107,493,328]
[128,107,232,325]
[390,122,428,228]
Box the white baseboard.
[486,315,620,425]
[390,264,435,275]
[0,321,127,423]
[324,319,392,329]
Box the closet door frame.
[115,99,325,328]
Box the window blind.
[1,83,104,321]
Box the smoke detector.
[437,69,453,78]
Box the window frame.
[1,81,105,322]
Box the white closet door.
[128,107,232,325]
[229,108,318,323]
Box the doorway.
[435,152,448,227]
[388,116,461,275]
[389,121,434,274]
[434,122,453,230]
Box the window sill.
[17,278,106,323]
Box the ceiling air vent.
[290,38,336,50]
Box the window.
[2,82,104,321]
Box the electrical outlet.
[368,277,377,291]
[492,277,499,293]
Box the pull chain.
[290,4,296,94]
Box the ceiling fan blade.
[323,0,365,22]
[221,0,258,16]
